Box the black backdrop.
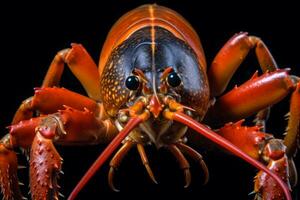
[1,0,299,199]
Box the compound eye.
[125,75,140,90]
[167,72,181,87]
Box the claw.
[58,192,65,198]
[183,168,191,188]
[18,181,24,186]
[248,190,256,196]
[199,160,209,185]
[144,163,158,184]
[108,167,120,192]
[255,139,291,200]
[288,159,298,187]
[255,156,290,200]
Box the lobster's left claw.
[255,157,290,200]
[254,139,291,200]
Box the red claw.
[255,155,290,200]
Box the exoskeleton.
[0,4,299,200]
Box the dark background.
[1,0,299,199]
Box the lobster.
[0,4,299,200]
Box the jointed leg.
[176,142,209,185]
[284,82,300,158]
[283,82,300,187]
[12,97,34,125]
[206,32,300,134]
[205,69,294,124]
[207,33,280,131]
[136,143,157,184]
[1,42,103,200]
[166,144,191,188]
[108,141,134,192]
[208,32,278,96]
[108,142,157,191]
[11,43,100,125]
[42,43,100,100]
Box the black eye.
[125,75,140,90]
[167,72,181,87]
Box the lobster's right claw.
[254,139,291,200]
